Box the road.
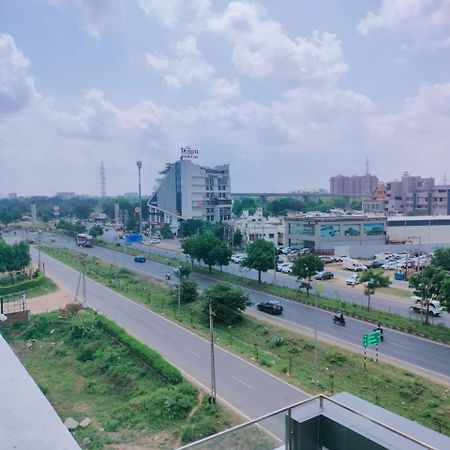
[31,248,306,439]
[28,233,450,384]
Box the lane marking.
[186,348,201,358]
[233,375,253,389]
[391,343,412,351]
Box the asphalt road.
[29,233,450,384]
[32,248,306,438]
[95,229,450,327]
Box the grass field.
[2,310,235,449]
[40,245,450,436]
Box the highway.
[33,247,307,437]
[29,233,450,384]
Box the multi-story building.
[384,172,450,215]
[148,158,232,232]
[330,174,378,195]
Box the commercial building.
[284,215,386,251]
[330,174,378,195]
[148,158,232,232]
[384,172,450,215]
[233,207,283,245]
[387,215,450,245]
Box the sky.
[1,0,450,197]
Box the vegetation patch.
[1,310,234,449]
[40,246,450,436]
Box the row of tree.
[0,241,31,275]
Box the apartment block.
[330,174,378,195]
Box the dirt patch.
[26,288,76,314]
[106,432,176,450]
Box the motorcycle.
[333,315,346,326]
[165,273,171,280]
[373,327,384,342]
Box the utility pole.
[37,229,42,272]
[75,253,87,306]
[312,284,319,385]
[137,160,143,236]
[209,301,216,404]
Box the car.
[318,256,334,264]
[231,254,246,264]
[366,260,384,269]
[346,274,360,286]
[281,263,293,274]
[315,271,334,280]
[149,238,160,244]
[257,300,283,315]
[134,255,146,263]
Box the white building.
[387,215,450,244]
[148,158,232,232]
[233,208,283,245]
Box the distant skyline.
[1,1,450,196]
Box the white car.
[382,261,397,270]
[231,254,246,264]
[346,274,360,286]
[149,238,160,244]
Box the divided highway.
[33,235,450,384]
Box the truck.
[342,257,367,272]
[410,296,445,316]
[75,233,94,248]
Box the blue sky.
[1,0,450,196]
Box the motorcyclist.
[334,312,345,324]
[374,322,383,335]
[165,272,171,280]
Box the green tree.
[359,270,391,311]
[203,283,251,325]
[409,266,449,323]
[242,239,275,283]
[0,241,31,274]
[173,263,192,280]
[89,225,103,238]
[160,223,173,239]
[291,253,324,296]
[438,278,450,312]
[431,247,450,271]
[232,197,259,217]
[233,229,243,247]
[181,231,231,272]
[178,279,199,304]
[180,219,211,238]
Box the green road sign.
[363,331,381,347]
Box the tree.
[431,247,450,271]
[359,270,391,311]
[232,197,259,217]
[177,279,199,304]
[438,278,450,312]
[0,241,31,275]
[233,229,243,247]
[409,266,449,323]
[173,263,192,280]
[291,253,324,296]
[242,239,275,283]
[89,225,103,238]
[180,218,211,238]
[203,283,251,325]
[181,231,231,272]
[160,223,173,239]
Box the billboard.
[343,224,361,237]
[320,224,340,237]
[363,223,385,236]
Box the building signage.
[180,146,199,160]
[363,222,385,236]
[320,224,340,238]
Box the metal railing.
[177,394,439,450]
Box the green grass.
[94,240,450,343]
[2,310,235,449]
[40,245,450,436]
[1,276,57,302]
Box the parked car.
[315,271,334,280]
[149,238,161,244]
[231,254,246,264]
[134,255,146,263]
[319,256,334,264]
[346,274,360,286]
[366,260,384,269]
[257,300,283,315]
[410,296,444,316]
[281,263,293,274]
[382,261,398,270]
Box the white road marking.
[186,348,201,358]
[391,343,412,351]
[232,375,253,389]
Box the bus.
[76,233,94,248]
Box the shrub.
[0,272,46,295]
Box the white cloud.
[357,0,450,48]
[0,34,37,114]
[207,1,347,84]
[48,0,125,38]
[136,0,181,26]
[146,36,215,90]
[145,52,169,72]
[209,78,240,99]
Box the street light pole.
[209,301,216,404]
[137,160,143,236]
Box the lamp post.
[137,160,143,236]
